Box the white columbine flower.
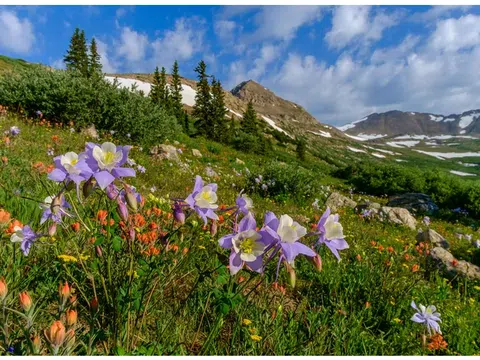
[194,186,218,209]
[232,230,265,262]
[92,142,122,171]
[277,215,307,243]
[324,215,344,240]
[60,152,81,175]
[10,226,24,243]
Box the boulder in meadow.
[380,206,417,230]
[325,192,357,212]
[416,229,449,249]
[192,149,202,158]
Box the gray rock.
[150,144,180,163]
[429,247,480,280]
[416,229,449,249]
[355,201,381,213]
[387,193,439,215]
[325,192,357,212]
[380,206,417,230]
[192,149,202,158]
[205,166,218,177]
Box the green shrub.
[247,161,324,204]
[232,131,270,155]
[0,67,180,148]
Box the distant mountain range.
[338,110,480,139]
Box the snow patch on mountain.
[347,146,366,153]
[261,115,293,138]
[386,141,420,148]
[450,170,477,177]
[337,116,368,131]
[372,153,386,158]
[459,114,476,129]
[415,150,480,160]
[309,130,332,138]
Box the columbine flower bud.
[117,198,128,222]
[32,335,41,354]
[310,253,322,272]
[48,223,57,237]
[65,180,75,192]
[0,277,7,301]
[95,245,103,258]
[69,295,77,308]
[82,177,96,198]
[106,183,119,200]
[90,297,98,313]
[50,194,63,215]
[125,191,138,213]
[173,203,185,225]
[210,221,218,236]
[66,309,77,327]
[129,227,136,242]
[58,282,71,306]
[19,291,32,312]
[45,320,66,347]
[285,262,296,289]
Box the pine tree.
[159,67,168,105]
[63,28,81,71]
[171,60,184,123]
[241,101,259,135]
[192,60,213,136]
[183,111,190,135]
[210,77,227,141]
[88,38,102,78]
[223,114,236,144]
[296,136,306,161]
[150,66,162,104]
[63,28,89,77]
[78,30,89,77]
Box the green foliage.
[170,60,184,124]
[247,161,324,203]
[241,101,259,136]
[232,131,270,155]
[64,28,89,77]
[192,60,213,137]
[0,67,179,148]
[338,162,480,217]
[296,136,307,161]
[210,77,228,142]
[88,38,102,78]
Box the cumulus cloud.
[325,6,402,50]
[214,19,236,40]
[96,38,118,73]
[0,9,35,54]
[429,14,480,53]
[116,27,149,64]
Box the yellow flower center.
[104,151,116,164]
[201,191,212,201]
[71,159,78,165]
[239,238,255,254]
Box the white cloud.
[96,38,118,73]
[325,6,401,50]
[0,9,35,54]
[429,14,480,53]
[214,20,236,40]
[410,5,472,23]
[51,58,65,70]
[116,27,148,64]
[151,17,205,69]
[250,6,322,42]
[259,13,480,126]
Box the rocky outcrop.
[380,206,417,230]
[417,229,449,249]
[429,247,480,280]
[325,192,357,212]
[387,193,439,215]
[192,149,202,158]
[150,144,181,162]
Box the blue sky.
[1,5,480,125]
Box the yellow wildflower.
[474,286,480,291]
[242,319,252,326]
[392,318,402,324]
[469,298,475,303]
[250,335,262,342]
[58,255,78,263]
[127,270,139,279]
[198,245,206,250]
[79,254,89,261]
[248,328,257,335]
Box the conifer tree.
[171,60,184,122]
[159,67,168,105]
[192,60,213,136]
[210,77,227,141]
[241,101,259,135]
[78,30,89,77]
[88,38,102,78]
[63,28,89,77]
[150,66,162,104]
[183,111,190,135]
[296,136,306,161]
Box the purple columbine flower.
[219,213,269,275]
[411,301,442,335]
[9,126,20,136]
[236,191,253,215]
[262,212,316,276]
[137,165,146,174]
[10,225,39,256]
[40,195,71,224]
[48,151,93,189]
[84,142,136,190]
[315,207,349,261]
[361,209,372,218]
[185,175,219,225]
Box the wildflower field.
[1,111,480,356]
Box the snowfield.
[450,170,477,177]
[261,115,293,138]
[459,114,477,129]
[228,109,243,118]
[337,116,368,131]
[309,130,332,138]
[386,141,420,148]
[347,146,366,153]
[372,153,386,158]
[104,76,197,106]
[429,115,444,122]
[414,150,480,160]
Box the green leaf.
[93,236,105,246]
[112,236,123,251]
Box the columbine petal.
[94,171,115,190]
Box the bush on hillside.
[337,162,480,217]
[0,67,180,147]
[247,161,323,203]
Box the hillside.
[338,109,480,138]
[0,55,41,73]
